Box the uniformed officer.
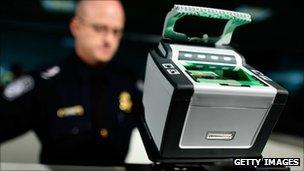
[0,0,143,165]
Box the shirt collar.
[67,52,115,82]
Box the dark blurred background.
[0,0,303,137]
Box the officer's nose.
[103,31,116,47]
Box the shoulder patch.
[2,75,35,101]
[40,66,60,79]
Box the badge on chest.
[118,91,133,113]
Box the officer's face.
[71,1,125,65]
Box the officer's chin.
[93,55,113,66]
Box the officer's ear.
[70,16,80,37]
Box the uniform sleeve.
[0,75,40,143]
[132,79,144,113]
[130,77,145,126]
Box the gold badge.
[119,91,133,113]
[57,105,84,118]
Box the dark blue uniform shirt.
[0,53,143,165]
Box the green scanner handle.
[162,5,252,45]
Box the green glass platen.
[183,62,265,87]
[162,5,252,45]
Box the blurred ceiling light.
[40,0,76,13]
[268,70,304,92]
[235,5,273,22]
